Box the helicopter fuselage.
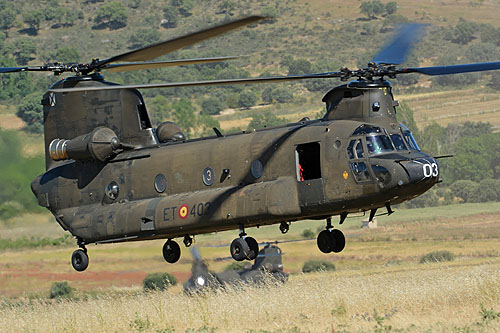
[31,89,438,245]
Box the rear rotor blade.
[97,16,264,67]
[102,56,238,72]
[372,23,427,65]
[49,72,343,93]
[401,61,500,75]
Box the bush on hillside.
[302,260,336,273]
[143,272,177,291]
[420,250,455,264]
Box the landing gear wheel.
[317,230,333,254]
[163,239,181,263]
[331,229,345,253]
[279,222,289,234]
[230,238,250,261]
[71,249,89,272]
[183,235,193,247]
[245,237,259,260]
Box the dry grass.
[1,262,500,332]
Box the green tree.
[201,97,224,115]
[94,1,128,29]
[449,180,479,202]
[261,87,274,104]
[15,38,37,65]
[218,0,236,15]
[487,71,500,90]
[16,94,43,133]
[247,111,287,130]
[129,28,161,48]
[50,47,80,63]
[272,87,293,103]
[171,0,194,17]
[23,10,42,34]
[385,1,398,15]
[360,0,385,19]
[287,59,312,75]
[446,136,492,182]
[162,6,179,28]
[237,90,257,108]
[465,43,499,63]
[453,18,477,45]
[50,282,73,299]
[172,99,196,136]
[143,272,177,291]
[0,8,15,32]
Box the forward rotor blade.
[101,56,238,73]
[0,67,28,73]
[401,61,500,75]
[97,16,264,67]
[49,72,343,93]
[372,23,427,65]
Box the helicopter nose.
[401,157,439,184]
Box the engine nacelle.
[49,127,121,162]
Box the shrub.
[302,260,336,273]
[143,272,177,291]
[224,261,246,271]
[50,281,73,299]
[420,250,455,264]
[450,180,479,203]
[470,179,500,203]
[302,229,315,239]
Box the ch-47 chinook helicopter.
[4,16,500,272]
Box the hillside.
[2,0,500,134]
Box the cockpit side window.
[402,131,420,151]
[347,140,355,159]
[355,140,364,158]
[390,134,407,151]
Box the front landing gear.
[163,239,181,263]
[71,238,89,272]
[230,226,259,261]
[316,218,346,254]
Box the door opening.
[296,142,321,181]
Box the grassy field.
[1,203,500,331]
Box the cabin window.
[390,134,407,151]
[366,135,394,155]
[296,142,321,181]
[350,162,371,182]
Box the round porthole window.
[203,167,214,186]
[154,174,167,193]
[105,181,119,200]
[251,160,263,179]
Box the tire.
[163,240,181,263]
[317,230,333,253]
[245,237,259,260]
[230,238,250,261]
[331,229,346,253]
[71,249,89,272]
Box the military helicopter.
[4,16,500,272]
[184,243,288,293]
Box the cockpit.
[346,124,421,185]
[347,124,420,158]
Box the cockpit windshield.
[366,135,394,155]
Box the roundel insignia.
[179,204,189,220]
[343,170,349,180]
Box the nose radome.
[402,158,439,184]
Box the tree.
[94,1,128,29]
[453,18,477,45]
[129,28,161,49]
[237,90,257,108]
[446,136,492,182]
[385,1,398,15]
[449,180,479,202]
[261,87,273,104]
[0,8,15,32]
[51,47,80,63]
[272,87,293,103]
[201,97,224,115]
[172,99,196,136]
[16,94,43,133]
[15,38,37,65]
[360,0,385,19]
[247,111,287,130]
[488,71,500,90]
[23,10,42,34]
[465,43,499,63]
[171,0,194,17]
[162,6,179,28]
[287,59,311,75]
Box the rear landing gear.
[230,226,259,261]
[316,218,346,254]
[71,238,89,272]
[163,239,181,263]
